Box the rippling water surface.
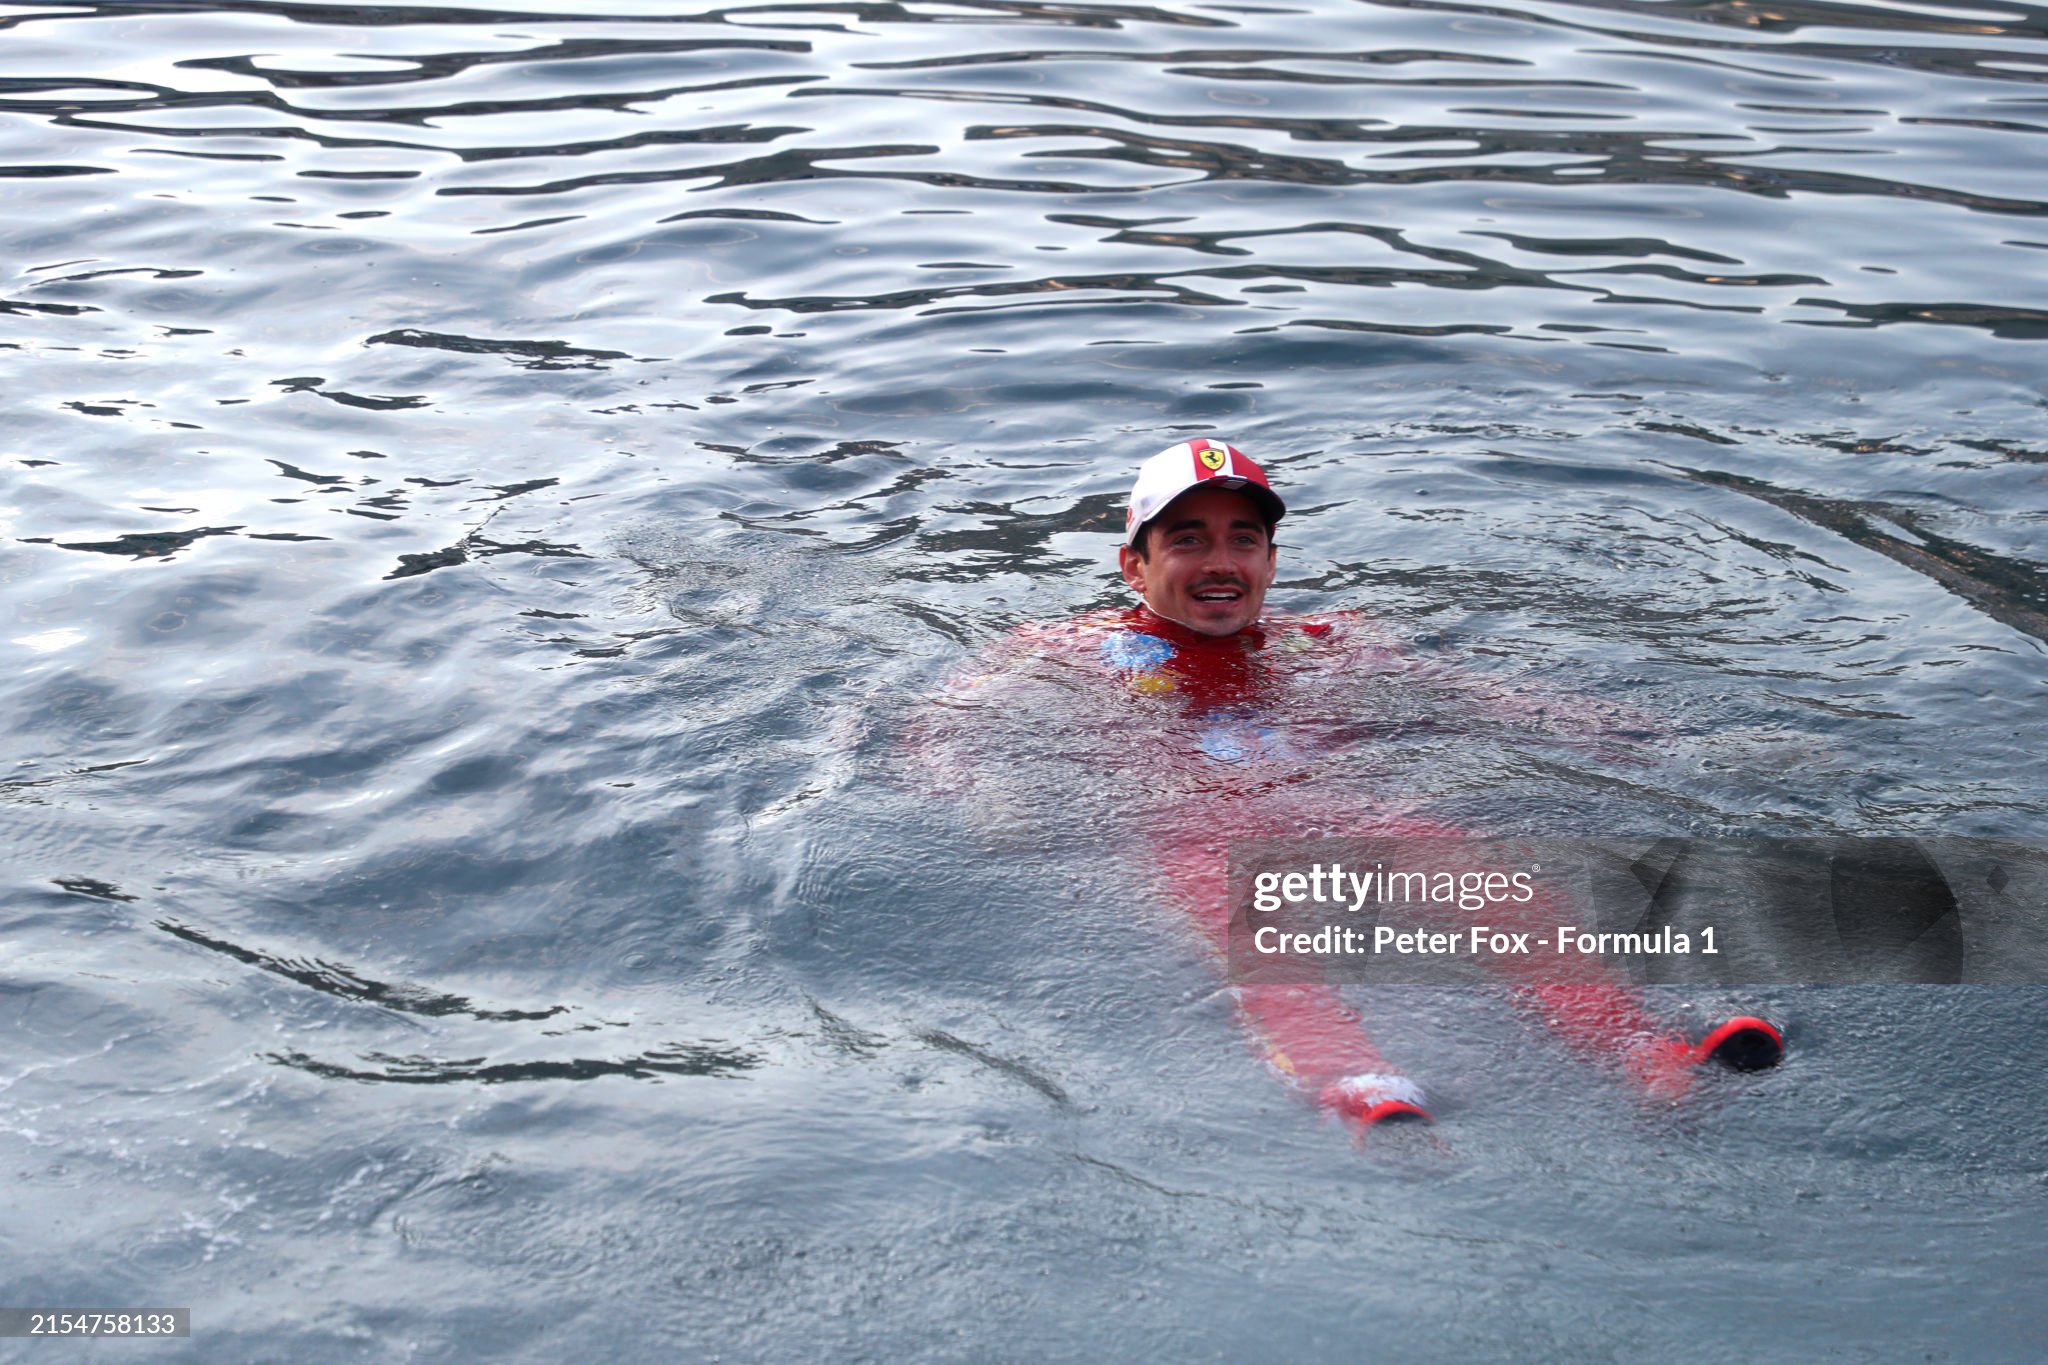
[5,0,2047,1357]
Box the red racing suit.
[918,605,1719,1124]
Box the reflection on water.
[3,0,2047,1357]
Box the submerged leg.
[1513,983,1782,1101]
[1234,983,1431,1124]
[1157,820,1431,1127]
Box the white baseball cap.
[1124,439,1286,547]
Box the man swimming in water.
[923,438,1783,1129]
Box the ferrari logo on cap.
[1196,443,1227,472]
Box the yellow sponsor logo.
[1196,443,1227,472]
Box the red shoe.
[1692,1016,1784,1072]
[1319,1073,1432,1126]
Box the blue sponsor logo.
[1101,631,1177,672]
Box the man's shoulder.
[1259,609,1409,655]
[1257,610,1348,640]
[1012,608,1135,644]
[964,607,1399,681]
[1015,607,1375,650]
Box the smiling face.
[1117,485,1278,637]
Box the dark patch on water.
[1673,465,2048,645]
[158,918,570,1023]
[917,1028,1074,1106]
[268,1045,757,1084]
[366,327,633,368]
